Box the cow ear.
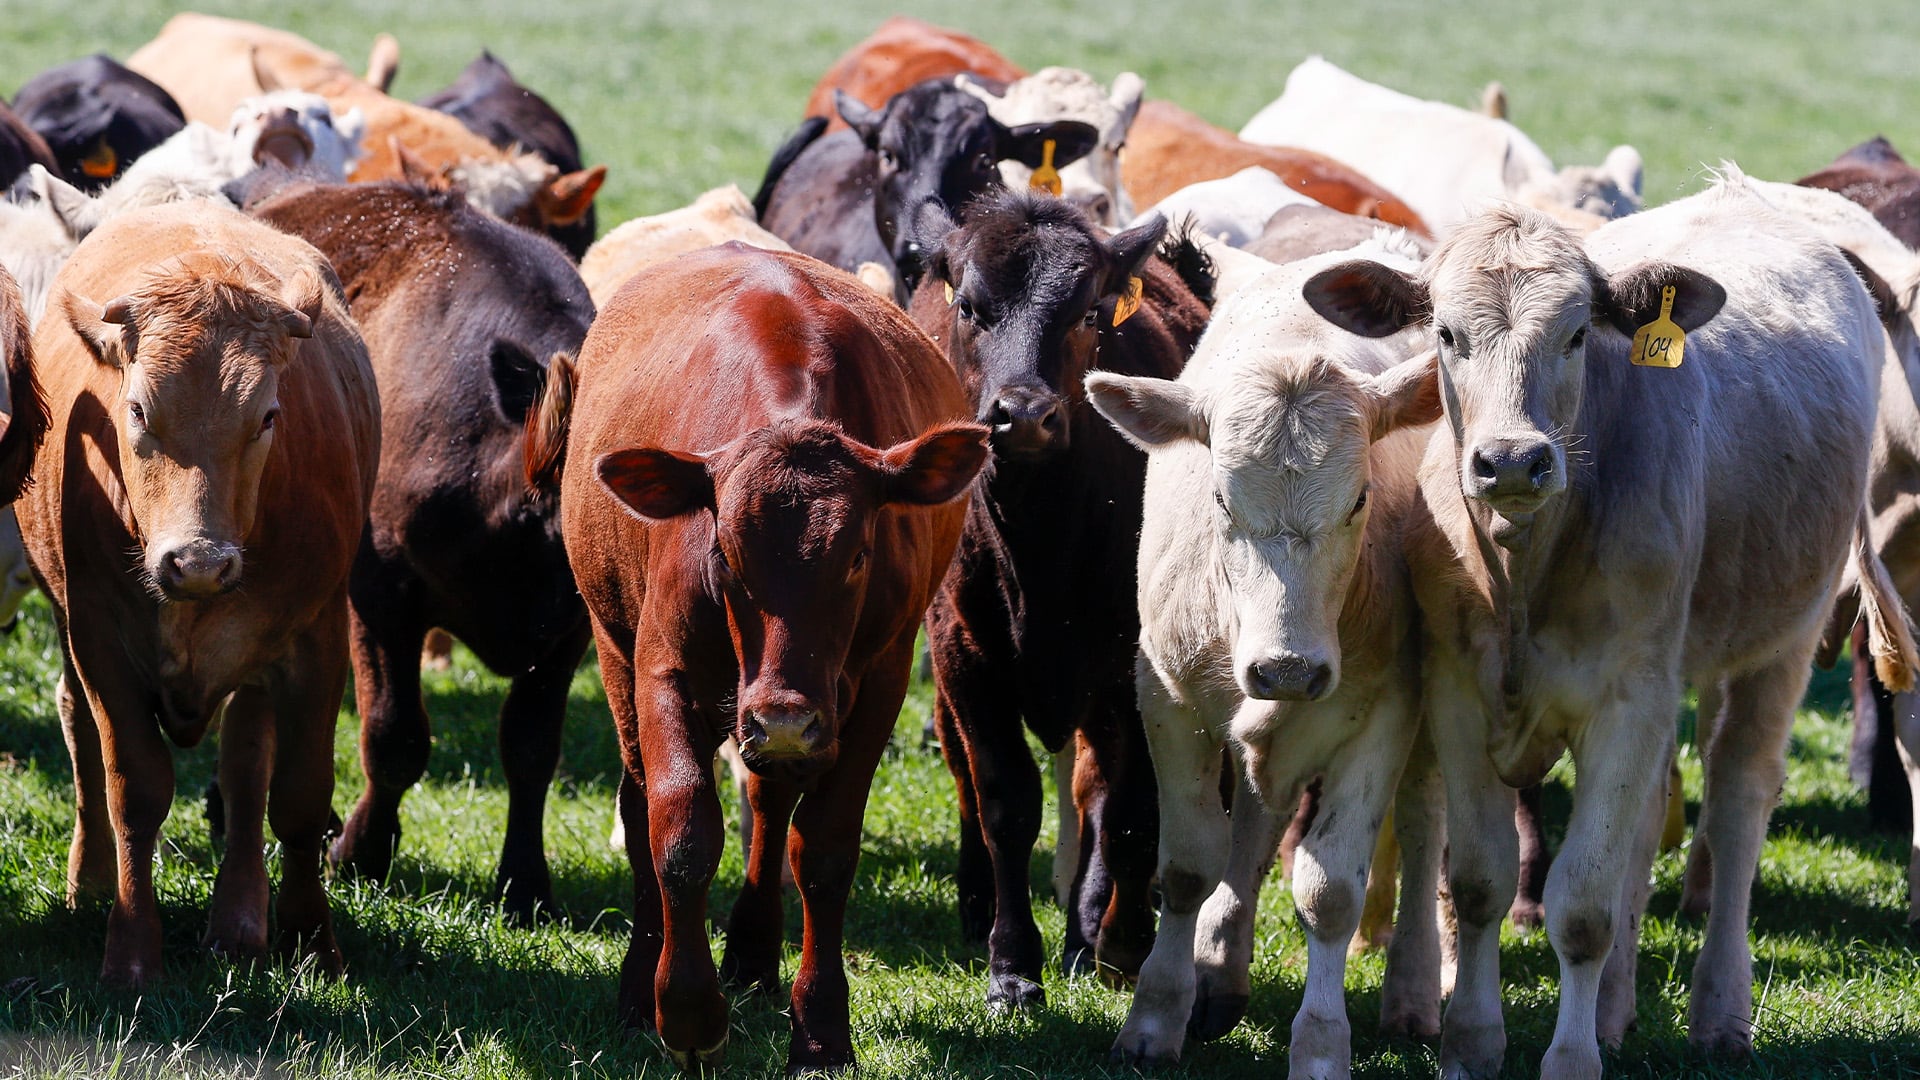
[537,165,606,227]
[596,448,713,521]
[391,136,441,186]
[999,120,1100,171]
[1109,72,1146,135]
[63,291,131,368]
[1302,260,1429,339]
[1086,372,1207,448]
[31,165,103,242]
[1604,145,1644,199]
[365,32,400,92]
[1592,261,1724,337]
[1367,351,1442,440]
[954,73,1004,109]
[1101,214,1167,294]
[880,423,989,506]
[835,91,881,147]
[1839,249,1908,336]
[274,267,323,341]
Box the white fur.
[960,66,1144,228]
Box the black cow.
[754,78,1098,304]
[420,51,598,259]
[11,55,184,192]
[905,190,1213,1008]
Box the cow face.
[960,68,1145,228]
[596,420,985,776]
[914,191,1164,463]
[1303,206,1723,519]
[1089,353,1438,702]
[835,82,1098,293]
[63,257,320,601]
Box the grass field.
[5,1,1920,1077]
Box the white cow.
[1240,57,1641,234]
[1088,231,1444,1076]
[958,66,1144,228]
[1141,165,1319,248]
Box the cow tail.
[751,116,829,222]
[523,350,576,498]
[0,265,47,504]
[1853,504,1918,692]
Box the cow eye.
[1349,486,1369,522]
[127,401,146,428]
[1437,326,1456,349]
[712,543,734,580]
[1568,326,1587,350]
[258,407,279,438]
[1082,307,1099,327]
[850,547,870,577]
[876,148,897,170]
[956,296,975,322]
[976,152,995,173]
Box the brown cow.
[21,201,380,987]
[802,16,1024,134]
[1122,100,1429,236]
[528,244,986,1072]
[0,264,48,505]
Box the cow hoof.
[1439,1022,1505,1080]
[497,884,556,929]
[1378,1005,1440,1042]
[1187,991,1249,1042]
[1538,1044,1602,1080]
[784,1053,854,1077]
[1062,943,1096,978]
[327,827,397,885]
[986,974,1044,1012]
[1110,1030,1181,1068]
[1507,896,1544,931]
[1688,1025,1753,1061]
[665,1034,727,1072]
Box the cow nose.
[987,390,1067,457]
[1244,655,1333,702]
[1468,438,1556,501]
[157,540,242,599]
[741,706,828,760]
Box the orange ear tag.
[1029,138,1063,196]
[1111,276,1143,327]
[81,140,118,179]
[1629,285,1686,368]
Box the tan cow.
[1305,177,1914,1077]
[579,188,796,309]
[22,201,380,987]
[1090,232,1445,1072]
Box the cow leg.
[1596,737,1674,1045]
[931,690,992,944]
[1509,783,1549,929]
[333,592,428,885]
[204,686,274,961]
[1111,667,1227,1066]
[592,634,663,1032]
[1051,738,1081,910]
[58,644,114,901]
[72,658,173,988]
[1846,621,1910,836]
[721,770,800,995]
[1187,763,1280,1043]
[1351,805,1398,954]
[493,630,587,924]
[1380,722,1444,1041]
[1084,692,1159,984]
[1895,690,1920,927]
[1679,679,1725,916]
[1687,654,1805,1058]
[267,614,348,977]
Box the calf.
[1121,99,1429,236]
[1305,177,1913,1076]
[907,190,1212,1008]
[420,50,598,258]
[530,244,985,1073]
[1089,233,1444,1071]
[803,16,1023,133]
[21,200,380,987]
[247,179,594,922]
[756,79,1097,303]
[11,56,185,191]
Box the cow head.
[834,81,1098,293]
[959,67,1145,228]
[911,190,1165,463]
[1090,352,1438,703]
[1303,206,1723,519]
[596,419,986,775]
[62,255,322,601]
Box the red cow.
[803,16,1024,133]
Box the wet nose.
[741,705,828,760]
[157,540,241,599]
[1244,655,1333,702]
[986,389,1066,454]
[1468,438,1556,501]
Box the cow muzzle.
[251,109,315,169]
[152,539,242,601]
[740,698,831,762]
[1241,653,1334,702]
[1464,436,1564,513]
[985,386,1068,460]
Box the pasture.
[3,0,1920,1077]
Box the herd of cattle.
[4,11,1920,1080]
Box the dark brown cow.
[904,190,1211,1008]
[0,264,47,503]
[21,201,379,986]
[1122,99,1430,236]
[528,244,985,1072]
[11,56,186,192]
[246,179,594,921]
[803,16,1024,134]
[1801,136,1920,249]
[0,101,60,194]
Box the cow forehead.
[714,431,877,560]
[1426,209,1596,345]
[1211,358,1368,472]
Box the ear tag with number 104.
[1630,285,1685,368]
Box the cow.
[1143,166,1324,248]
[755,79,1098,304]
[419,50,599,258]
[526,244,986,1072]
[802,16,1023,134]
[1302,175,1915,1077]
[125,13,387,126]
[1800,136,1920,250]
[579,186,796,309]
[1239,56,1642,234]
[1120,99,1430,236]
[10,56,186,192]
[903,189,1212,1008]
[0,508,36,630]
[0,263,47,506]
[957,67,1145,228]
[1086,231,1444,1071]
[0,102,60,192]
[245,178,594,922]
[20,200,380,987]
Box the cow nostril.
[989,399,1016,429]
[742,712,767,744]
[1470,450,1498,481]
[1528,454,1552,484]
[803,715,823,743]
[1305,665,1332,700]
[1038,404,1063,433]
[1244,661,1274,697]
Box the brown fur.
[0,264,47,503]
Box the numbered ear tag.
[944,282,955,305]
[1029,138,1063,196]
[1630,285,1686,369]
[1111,276,1143,327]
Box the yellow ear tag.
[944,282,955,305]
[80,140,118,179]
[1629,285,1686,369]
[1029,138,1063,196]
[1111,275,1143,327]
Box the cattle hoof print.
[985,974,1044,1013]
[1187,991,1250,1042]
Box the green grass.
[5,0,1920,1076]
